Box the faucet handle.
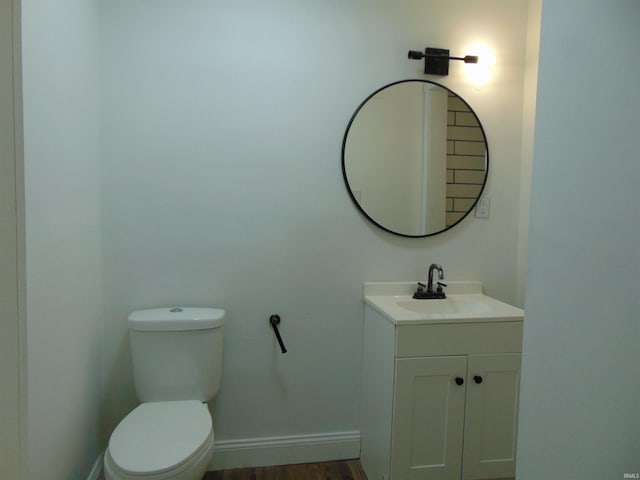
[416,282,426,292]
[436,281,447,296]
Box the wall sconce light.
[408,47,478,75]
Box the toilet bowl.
[104,401,214,480]
[105,308,225,480]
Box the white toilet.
[104,307,225,480]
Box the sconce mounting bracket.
[424,47,450,75]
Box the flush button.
[170,307,183,313]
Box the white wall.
[21,0,103,478]
[517,1,640,478]
[99,0,531,467]
[516,0,541,307]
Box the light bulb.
[464,43,496,84]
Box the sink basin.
[396,296,492,315]
[363,281,524,324]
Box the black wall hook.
[269,314,287,354]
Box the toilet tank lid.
[128,307,225,331]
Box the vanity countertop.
[363,281,524,325]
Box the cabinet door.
[391,356,467,480]
[462,353,521,480]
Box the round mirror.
[341,80,488,237]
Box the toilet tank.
[128,307,225,403]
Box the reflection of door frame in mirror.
[341,79,489,238]
[422,83,448,234]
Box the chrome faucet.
[413,263,447,299]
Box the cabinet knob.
[455,377,464,386]
[474,375,483,384]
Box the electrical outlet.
[475,196,490,218]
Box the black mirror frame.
[341,79,489,238]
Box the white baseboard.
[209,430,361,471]
[87,452,104,480]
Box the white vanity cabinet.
[360,294,523,480]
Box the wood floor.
[204,460,368,480]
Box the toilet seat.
[108,400,213,476]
